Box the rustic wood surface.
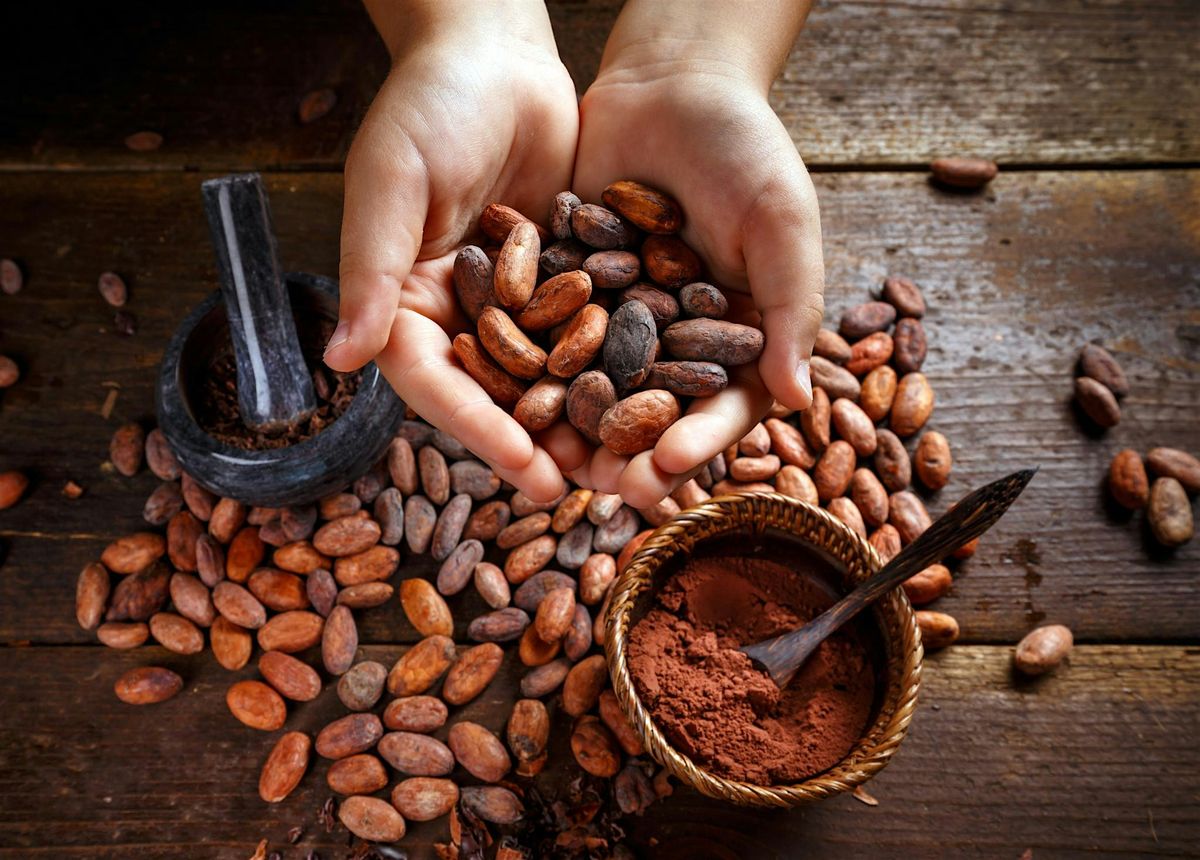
[0,645,1194,858]
[2,0,1198,170]
[1,0,1198,857]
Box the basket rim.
[604,491,924,808]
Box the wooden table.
[1,1,1197,857]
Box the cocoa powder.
[627,549,877,785]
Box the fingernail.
[323,320,350,355]
[797,357,813,400]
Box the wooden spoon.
[741,468,1037,689]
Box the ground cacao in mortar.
[627,550,877,785]
[197,353,360,450]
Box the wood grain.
[2,0,1197,170]
[1,170,1196,645]
[0,644,1193,857]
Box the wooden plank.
[0,644,1194,857]
[2,1,1198,170]
[0,170,1197,646]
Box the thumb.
[325,122,429,372]
[743,172,825,411]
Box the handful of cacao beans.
[452,181,764,455]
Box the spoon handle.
[743,468,1037,687]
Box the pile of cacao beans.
[81,415,670,856]
[452,181,763,455]
[1072,341,1197,548]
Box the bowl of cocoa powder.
[605,492,922,806]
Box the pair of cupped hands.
[324,7,825,508]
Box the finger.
[743,168,825,411]
[588,446,630,495]
[487,446,565,504]
[651,364,773,476]
[535,422,592,475]
[373,309,533,472]
[617,453,705,509]
[326,119,429,371]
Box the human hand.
[566,65,825,507]
[324,2,578,501]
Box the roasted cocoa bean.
[383,695,449,733]
[258,731,311,802]
[661,318,763,366]
[892,317,927,374]
[337,795,406,843]
[1148,477,1194,547]
[226,679,287,731]
[478,306,547,379]
[110,422,145,476]
[566,370,617,445]
[776,464,819,505]
[1146,447,1200,493]
[603,300,657,391]
[453,245,494,322]
[448,721,511,782]
[225,527,265,583]
[916,610,960,649]
[562,654,607,716]
[391,778,459,822]
[334,545,399,586]
[570,715,621,777]
[143,482,183,526]
[149,611,204,654]
[388,634,457,696]
[464,500,511,543]
[337,661,388,711]
[76,562,111,631]
[337,581,395,609]
[468,608,531,643]
[145,428,181,480]
[1078,343,1129,397]
[306,568,338,617]
[860,364,898,422]
[914,431,952,490]
[813,440,856,502]
[602,180,682,233]
[400,578,453,637]
[493,220,540,310]
[930,156,998,189]
[619,283,679,330]
[115,666,183,705]
[260,650,322,701]
[514,377,568,432]
[572,203,636,250]
[644,360,727,397]
[97,621,150,650]
[814,328,852,364]
[1074,376,1120,428]
[599,390,680,455]
[889,491,932,544]
[800,386,831,452]
[431,495,473,562]
[106,560,170,622]
[210,616,251,669]
[327,753,388,795]
[257,610,325,654]
[868,523,903,563]
[248,568,308,612]
[547,304,609,378]
[101,532,166,575]
[901,563,952,605]
[404,495,437,555]
[443,642,504,705]
[438,538,485,595]
[1014,625,1074,675]
[322,605,358,675]
[810,356,861,401]
[882,276,925,318]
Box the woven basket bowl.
[604,492,923,808]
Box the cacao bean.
[210,617,252,669]
[448,721,511,782]
[257,610,324,654]
[115,666,182,705]
[881,276,925,318]
[337,795,406,843]
[902,563,953,605]
[1014,624,1074,676]
[547,304,608,378]
[392,777,459,822]
[566,370,617,445]
[930,156,998,189]
[916,610,960,649]
[76,562,111,630]
[661,318,763,366]
[110,422,145,476]
[1146,447,1200,493]
[892,317,927,373]
[602,180,682,233]
[226,679,287,731]
[1074,376,1120,428]
[258,731,310,802]
[383,695,448,733]
[327,753,388,795]
[1148,477,1193,547]
[453,245,494,322]
[914,430,952,490]
[443,642,504,705]
[337,660,388,711]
